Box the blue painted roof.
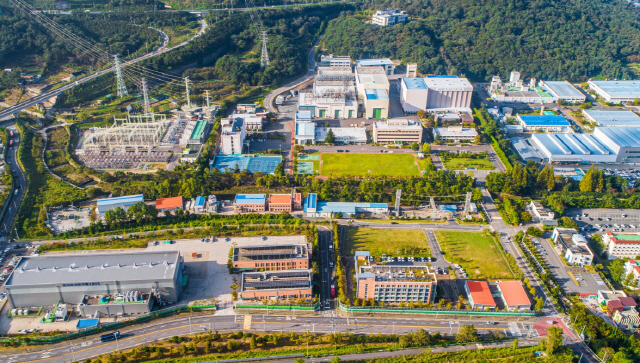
[97,194,144,207]
[234,194,266,204]
[304,193,317,212]
[195,196,206,206]
[316,202,388,214]
[518,115,570,126]
[365,88,389,100]
[402,78,426,89]
[357,59,393,66]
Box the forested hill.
[322,0,640,81]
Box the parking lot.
[533,237,603,294]
[47,207,93,234]
[565,208,640,232]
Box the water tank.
[45,312,51,320]
[11,309,17,316]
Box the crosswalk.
[507,322,522,337]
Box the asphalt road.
[0,124,27,242]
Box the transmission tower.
[260,31,270,67]
[141,78,150,115]
[395,189,402,217]
[114,55,129,98]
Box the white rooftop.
[433,127,478,137]
[584,110,640,126]
[423,76,473,91]
[315,127,367,143]
[374,119,422,129]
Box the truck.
[330,284,335,298]
[275,95,284,105]
[100,331,121,342]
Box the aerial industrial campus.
[1,2,640,363]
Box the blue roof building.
[97,195,144,215]
[195,196,206,207]
[234,194,267,212]
[303,193,388,218]
[587,80,640,103]
[402,78,427,89]
[517,114,572,132]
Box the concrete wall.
[78,299,153,318]
[400,85,427,113]
[426,89,472,109]
[240,288,312,301]
[364,98,389,119]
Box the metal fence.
[235,302,320,311]
[338,302,538,316]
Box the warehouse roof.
[356,59,393,67]
[296,111,312,121]
[466,281,495,306]
[97,195,144,208]
[358,74,389,87]
[512,137,543,161]
[234,194,266,204]
[423,76,473,91]
[542,81,584,99]
[189,120,207,140]
[532,133,614,156]
[596,127,640,147]
[270,194,292,204]
[295,121,316,138]
[589,80,640,99]
[4,251,180,287]
[304,193,317,211]
[365,88,389,100]
[194,196,205,207]
[402,78,427,90]
[517,115,570,126]
[155,196,183,210]
[315,202,388,215]
[583,110,640,126]
[497,281,531,307]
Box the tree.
[545,326,563,355]
[579,102,593,110]
[527,227,543,237]
[250,335,257,349]
[417,110,427,119]
[512,339,518,350]
[330,357,342,363]
[422,142,431,154]
[293,144,305,153]
[455,324,479,343]
[561,216,579,230]
[324,128,336,144]
[520,212,532,223]
[411,142,419,151]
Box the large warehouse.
[4,251,182,317]
[517,115,572,132]
[587,80,640,103]
[538,81,586,103]
[97,194,144,215]
[582,109,640,127]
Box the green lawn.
[435,230,514,280]
[344,227,430,257]
[320,153,420,176]
[442,157,495,170]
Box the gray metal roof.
[512,137,543,161]
[597,127,640,147]
[543,81,584,99]
[5,251,180,287]
[584,110,640,126]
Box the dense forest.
[322,0,640,81]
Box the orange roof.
[156,196,183,210]
[294,193,302,203]
[270,194,292,204]
[466,281,495,306]
[497,281,531,307]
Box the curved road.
[0,124,27,241]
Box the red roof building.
[464,281,496,308]
[156,196,184,211]
[497,281,531,310]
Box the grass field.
[435,230,514,280]
[344,227,430,257]
[443,157,495,170]
[320,153,420,176]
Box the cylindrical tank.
[11,309,17,316]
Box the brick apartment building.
[240,270,313,301]
[232,243,310,272]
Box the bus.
[100,331,121,342]
[330,284,335,298]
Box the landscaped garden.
[440,151,495,170]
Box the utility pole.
[260,31,270,67]
[141,78,151,115]
[114,55,129,98]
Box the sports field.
[344,227,430,257]
[443,157,495,170]
[435,230,514,280]
[320,153,421,176]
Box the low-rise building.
[240,270,313,301]
[234,194,267,213]
[597,290,627,309]
[582,109,640,127]
[517,115,572,133]
[623,259,640,287]
[355,251,437,304]
[298,67,358,119]
[373,119,423,144]
[268,193,302,212]
[320,54,351,68]
[97,194,144,215]
[555,233,594,266]
[232,243,310,272]
[155,196,184,212]
[356,59,395,76]
[303,193,388,218]
[496,281,531,311]
[529,201,555,221]
[587,80,640,103]
[538,81,586,103]
[371,9,408,27]
[604,232,640,260]
[315,127,368,144]
[432,127,478,142]
[464,280,496,309]
[295,120,316,145]
[193,196,205,212]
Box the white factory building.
[400,77,428,113]
[356,59,395,76]
[582,109,640,127]
[371,9,408,27]
[320,54,351,68]
[538,81,586,103]
[355,66,390,119]
[587,80,640,103]
[432,127,478,143]
[316,127,368,145]
[400,76,473,113]
[298,66,358,119]
[490,72,584,104]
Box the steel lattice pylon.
[114,55,129,98]
[260,31,270,68]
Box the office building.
[432,127,478,142]
[298,67,357,119]
[400,77,428,113]
[320,54,351,68]
[220,117,246,155]
[356,66,390,119]
[582,110,640,127]
[372,119,423,144]
[423,76,473,111]
[496,281,531,311]
[315,127,368,144]
[464,280,496,309]
[587,80,640,103]
[538,81,586,103]
[604,232,640,259]
[624,259,640,287]
[232,243,310,272]
[97,194,144,215]
[552,229,593,266]
[233,194,267,213]
[355,251,436,303]
[529,201,555,221]
[4,251,182,317]
[268,192,302,212]
[356,59,395,75]
[304,193,388,218]
[155,196,183,212]
[517,115,572,132]
[240,270,313,301]
[371,9,408,27]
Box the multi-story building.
[464,281,496,309]
[432,127,478,142]
[604,232,640,259]
[220,117,246,155]
[562,234,594,266]
[624,259,640,287]
[320,54,351,68]
[354,251,437,304]
[268,192,302,212]
[233,194,267,213]
[529,201,556,221]
[371,9,408,27]
[372,119,423,144]
[298,67,358,119]
[356,59,395,76]
[355,66,390,119]
[240,270,313,301]
[400,77,428,113]
[423,76,473,112]
[496,281,531,311]
[232,243,310,272]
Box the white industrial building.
[355,66,390,119]
[538,81,586,103]
[432,127,478,142]
[371,9,408,26]
[490,73,584,104]
[423,76,473,112]
[582,109,640,127]
[316,127,367,144]
[593,127,640,163]
[220,117,246,155]
[356,59,395,76]
[587,80,640,103]
[295,120,315,145]
[529,201,555,221]
[298,66,357,119]
[320,54,351,68]
[372,119,423,144]
[400,77,428,113]
[517,115,572,133]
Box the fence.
[338,302,538,317]
[235,302,320,311]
